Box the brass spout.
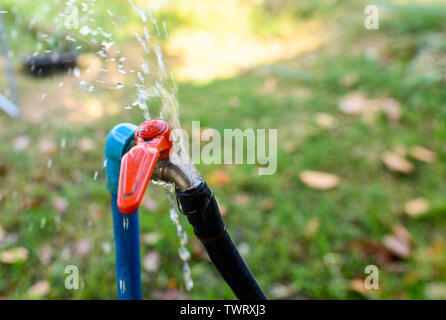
[151,158,196,191]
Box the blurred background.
[0,0,446,299]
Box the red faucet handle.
[117,120,172,214]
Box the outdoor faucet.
[105,119,267,300]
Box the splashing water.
[165,185,194,290]
[17,0,203,292]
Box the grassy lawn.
[0,0,446,299]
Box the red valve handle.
[117,120,172,214]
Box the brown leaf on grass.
[339,92,401,122]
[339,92,371,115]
[405,198,430,217]
[352,240,398,270]
[315,113,337,129]
[28,281,50,298]
[350,278,367,294]
[299,171,341,190]
[410,146,436,163]
[381,152,414,174]
[383,225,413,259]
[13,135,30,151]
[143,251,161,272]
[0,247,29,264]
[208,170,231,187]
[38,139,58,157]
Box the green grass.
[1,0,446,300]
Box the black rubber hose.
[176,182,267,300]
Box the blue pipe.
[111,196,142,299]
[105,123,142,300]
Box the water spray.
[105,119,267,300]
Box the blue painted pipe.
[111,196,142,300]
[105,123,142,300]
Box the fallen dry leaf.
[38,139,58,157]
[339,92,373,115]
[299,170,341,190]
[208,170,232,187]
[381,151,414,174]
[410,146,436,163]
[392,225,413,245]
[143,251,161,272]
[405,198,430,217]
[383,225,412,259]
[383,235,410,259]
[350,278,367,294]
[352,240,396,269]
[315,113,337,128]
[339,92,401,122]
[0,247,29,264]
[28,281,50,298]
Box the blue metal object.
[105,123,142,300]
[111,195,142,300]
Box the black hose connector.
[176,182,267,300]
